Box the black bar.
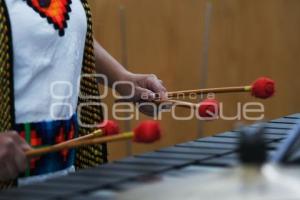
[159,146,233,155]
[270,118,299,124]
[137,152,212,161]
[196,137,238,144]
[99,163,170,173]
[272,122,300,163]
[219,131,286,141]
[285,113,300,119]
[116,156,191,166]
[196,156,239,167]
[180,141,237,150]
[251,123,294,130]
[73,167,143,178]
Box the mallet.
[166,77,275,99]
[25,120,161,158]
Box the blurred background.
[88,0,300,161]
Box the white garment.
[5,0,87,123]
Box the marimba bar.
[0,113,299,200]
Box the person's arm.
[93,39,129,88]
[0,132,31,181]
[93,39,167,115]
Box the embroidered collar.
[26,0,72,36]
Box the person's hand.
[0,131,31,181]
[115,72,167,116]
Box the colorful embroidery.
[26,0,72,36]
[16,115,78,177]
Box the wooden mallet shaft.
[166,86,252,98]
[156,99,198,109]
[53,129,103,149]
[25,132,133,158]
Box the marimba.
[0,113,299,200]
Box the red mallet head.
[251,77,275,99]
[198,99,219,118]
[99,120,120,136]
[133,120,161,143]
